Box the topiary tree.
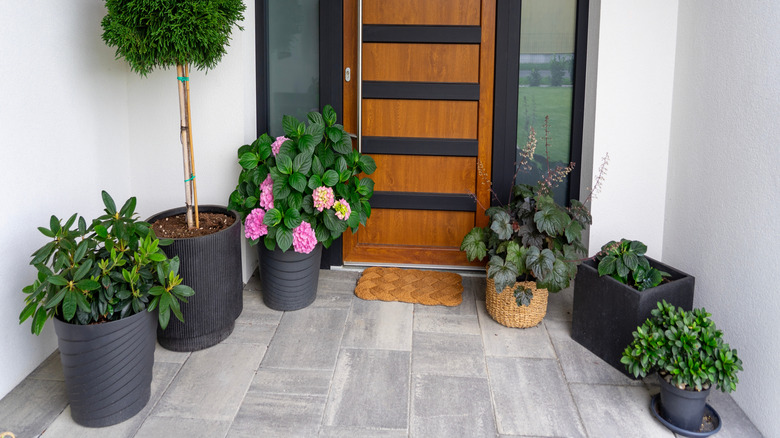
[101,0,246,229]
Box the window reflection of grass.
[517,86,573,165]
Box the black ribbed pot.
[148,205,243,351]
[53,309,156,428]
[657,374,712,432]
[258,244,322,311]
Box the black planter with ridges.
[258,244,322,311]
[571,257,695,377]
[54,309,156,427]
[148,205,243,351]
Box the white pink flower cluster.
[271,136,288,156]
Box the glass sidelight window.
[493,0,588,206]
[265,0,320,137]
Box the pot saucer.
[650,394,722,437]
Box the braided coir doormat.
[354,267,463,306]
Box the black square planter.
[571,257,695,377]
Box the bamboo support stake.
[184,64,199,228]
[176,64,195,229]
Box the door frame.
[255,0,590,268]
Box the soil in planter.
[151,212,235,239]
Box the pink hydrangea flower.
[334,199,351,220]
[271,136,289,156]
[259,175,274,210]
[312,186,335,212]
[292,221,318,254]
[244,208,268,240]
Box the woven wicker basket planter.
[485,278,548,328]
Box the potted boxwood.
[571,239,695,376]
[19,191,193,427]
[101,0,246,351]
[228,105,376,310]
[460,122,599,327]
[622,300,742,435]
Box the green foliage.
[549,55,566,86]
[101,0,246,75]
[621,301,743,393]
[20,192,194,335]
[228,105,376,251]
[461,181,591,306]
[529,68,542,87]
[597,239,670,291]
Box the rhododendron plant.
[229,105,376,253]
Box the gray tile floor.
[0,269,764,438]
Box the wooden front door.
[342,0,496,266]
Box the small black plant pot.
[258,243,322,311]
[148,205,243,351]
[571,257,695,377]
[652,375,721,436]
[54,310,156,427]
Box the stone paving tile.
[702,390,765,438]
[412,331,487,378]
[154,342,192,364]
[318,269,361,294]
[569,382,674,438]
[41,362,180,438]
[262,307,350,370]
[487,356,586,437]
[545,318,642,386]
[413,312,481,335]
[0,378,67,438]
[133,416,231,438]
[410,374,495,438]
[478,303,556,359]
[220,320,277,347]
[318,426,409,437]
[324,348,410,430]
[341,299,413,351]
[227,391,326,438]
[251,367,333,396]
[414,274,480,317]
[309,290,355,309]
[234,288,283,326]
[26,351,64,381]
[152,343,265,422]
[546,284,574,322]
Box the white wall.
[665,1,780,434]
[0,1,133,399]
[0,1,257,400]
[588,1,679,259]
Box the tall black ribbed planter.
[148,205,243,351]
[258,244,322,311]
[572,257,695,377]
[53,309,156,428]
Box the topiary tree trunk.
[101,0,246,229]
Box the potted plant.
[460,122,599,327]
[622,300,742,435]
[571,239,695,376]
[228,105,376,310]
[19,191,193,427]
[101,0,247,351]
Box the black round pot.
[53,310,156,428]
[148,205,243,352]
[258,243,322,311]
[657,373,712,432]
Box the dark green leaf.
[239,151,260,169]
[63,290,78,321]
[460,227,487,261]
[119,196,137,217]
[37,226,55,238]
[312,155,325,175]
[323,105,337,126]
[358,154,377,175]
[297,134,318,155]
[333,132,353,154]
[276,228,293,252]
[283,209,302,230]
[307,111,324,126]
[73,259,93,281]
[322,170,339,187]
[293,152,313,175]
[101,191,116,215]
[282,115,299,137]
[49,215,60,234]
[276,154,293,175]
[308,174,323,190]
[264,208,283,226]
[489,211,513,240]
[487,256,519,294]
[598,255,616,276]
[289,172,308,193]
[48,275,68,286]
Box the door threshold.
[335,262,485,276]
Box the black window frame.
[491,0,589,205]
